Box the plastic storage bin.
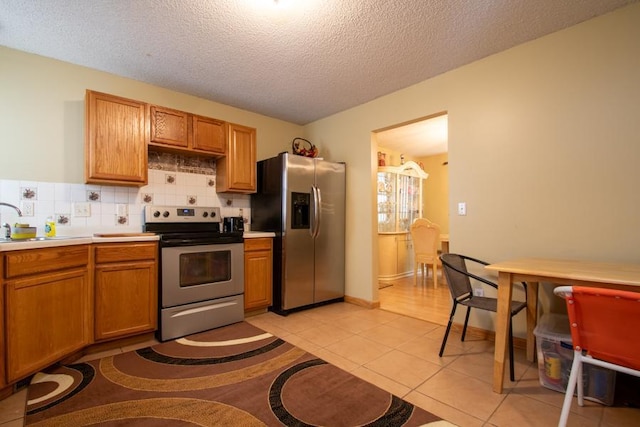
[534,313,616,405]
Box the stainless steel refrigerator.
[251,152,346,314]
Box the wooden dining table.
[485,257,640,393]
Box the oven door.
[161,243,244,308]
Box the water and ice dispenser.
[291,192,310,229]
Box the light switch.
[458,202,467,216]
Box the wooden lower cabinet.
[0,242,158,387]
[244,238,273,311]
[396,233,413,275]
[94,243,158,341]
[378,233,414,282]
[0,256,5,389]
[5,267,91,383]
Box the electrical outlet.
[458,202,467,216]
[20,201,34,216]
[73,202,91,217]
[473,288,484,297]
[116,204,128,216]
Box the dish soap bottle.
[45,217,56,237]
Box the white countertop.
[0,234,159,252]
[0,232,275,251]
[243,231,276,238]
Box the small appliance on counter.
[223,216,244,233]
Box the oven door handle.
[161,238,193,245]
[160,237,243,246]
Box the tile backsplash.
[0,166,250,237]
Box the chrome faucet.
[1,202,23,239]
[0,202,22,216]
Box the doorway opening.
[373,112,450,325]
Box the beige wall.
[0,47,303,183]
[419,153,449,235]
[305,4,640,334]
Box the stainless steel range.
[144,205,244,341]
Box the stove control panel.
[144,205,222,223]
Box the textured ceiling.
[0,0,635,128]
[377,114,449,158]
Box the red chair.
[553,286,640,427]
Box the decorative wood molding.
[344,295,380,309]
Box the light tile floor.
[247,303,640,427]
[2,302,640,426]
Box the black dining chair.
[439,253,527,381]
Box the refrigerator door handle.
[311,185,321,238]
[315,186,322,238]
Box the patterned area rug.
[25,322,450,426]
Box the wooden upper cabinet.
[216,123,257,193]
[149,105,189,148]
[149,105,226,156]
[192,115,225,154]
[85,90,148,186]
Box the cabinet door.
[192,115,226,154]
[377,234,397,279]
[94,261,157,341]
[5,269,91,383]
[244,239,272,311]
[216,123,256,193]
[150,105,189,148]
[85,90,148,186]
[396,235,413,275]
[0,257,5,388]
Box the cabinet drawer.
[244,238,272,252]
[5,245,90,279]
[95,242,158,264]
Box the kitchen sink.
[0,236,77,243]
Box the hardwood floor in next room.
[378,271,452,326]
